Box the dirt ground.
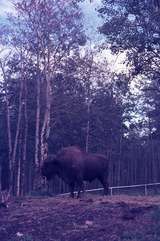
[1,195,160,241]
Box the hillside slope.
[0,195,160,241]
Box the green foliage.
[98,0,160,187]
[99,0,160,76]
[1,0,160,197]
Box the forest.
[0,0,160,197]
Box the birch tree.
[10,0,86,189]
[0,56,12,200]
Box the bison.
[41,146,109,198]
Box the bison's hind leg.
[69,182,75,198]
[99,176,109,196]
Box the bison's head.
[41,155,59,181]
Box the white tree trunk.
[0,60,12,169]
[35,54,41,169]
[40,50,51,165]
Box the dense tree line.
[0,0,160,198]
[99,0,160,186]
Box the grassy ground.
[1,195,160,241]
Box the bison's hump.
[57,146,83,160]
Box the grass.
[8,235,35,241]
[120,231,145,241]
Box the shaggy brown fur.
[41,146,109,198]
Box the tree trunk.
[0,60,12,173]
[117,130,122,186]
[40,49,51,165]
[84,53,93,153]
[34,54,41,191]
[16,131,22,197]
[35,54,41,169]
[85,101,91,152]
[21,77,28,195]
[12,72,23,195]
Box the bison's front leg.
[77,181,84,198]
[69,182,75,198]
[104,182,109,195]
